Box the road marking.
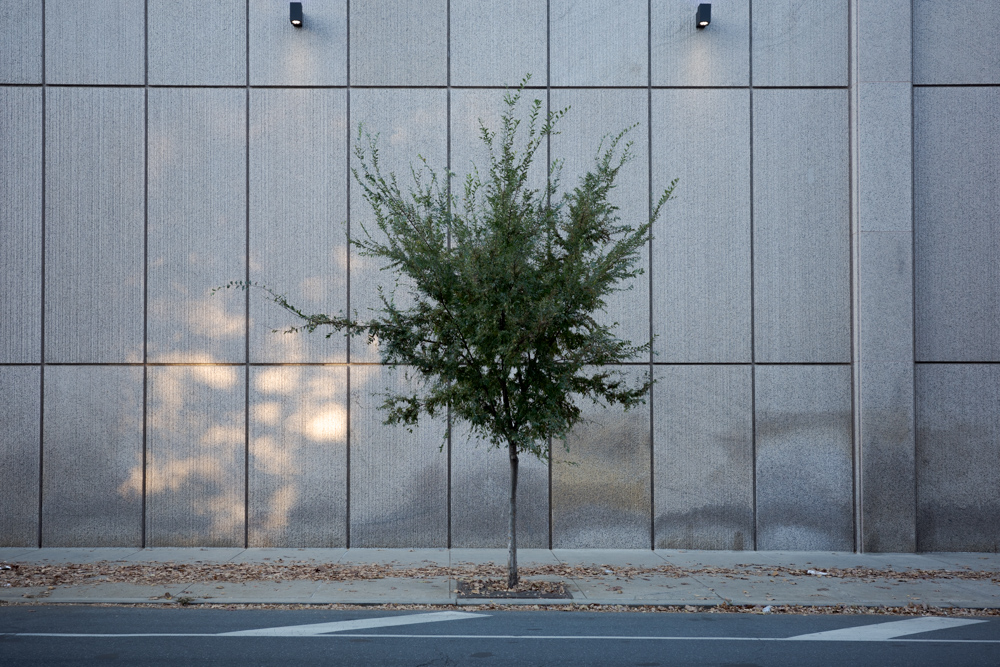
[787,617,987,641]
[301,633,1000,644]
[5,614,995,643]
[7,632,999,644]
[12,633,220,638]
[219,611,488,637]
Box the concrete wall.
[1,0,997,552]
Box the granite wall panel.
[149,0,246,85]
[553,366,651,549]
[450,423,549,548]
[147,88,246,363]
[755,365,854,551]
[651,89,751,363]
[858,83,913,233]
[0,0,42,83]
[0,87,41,363]
[45,87,145,363]
[651,0,749,87]
[753,89,850,363]
[41,366,142,546]
[349,365,447,547]
[913,0,1000,85]
[858,0,911,83]
[916,364,1000,552]
[249,0,346,86]
[146,365,246,547]
[654,365,753,550]
[854,2,915,552]
[249,88,347,363]
[914,87,1000,362]
[550,0,646,86]
[349,0,446,86]
[860,360,915,552]
[450,0,546,87]
[0,366,40,546]
[249,366,347,547]
[450,87,548,196]
[859,232,913,363]
[752,0,848,86]
[45,0,144,84]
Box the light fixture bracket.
[696,3,711,29]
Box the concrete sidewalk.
[2,548,998,609]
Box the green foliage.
[223,77,675,462]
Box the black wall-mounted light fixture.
[696,3,711,29]
[290,2,303,27]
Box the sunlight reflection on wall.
[248,87,348,364]
[139,361,246,547]
[249,366,347,547]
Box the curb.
[4,596,998,611]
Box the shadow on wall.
[656,428,753,551]
[553,398,651,549]
[755,409,854,551]
[917,506,1000,553]
[347,365,449,548]
[450,419,549,549]
[655,505,751,551]
[917,424,1000,553]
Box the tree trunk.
[507,441,519,588]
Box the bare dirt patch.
[456,579,571,599]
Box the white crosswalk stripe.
[218,611,488,636]
[787,617,986,641]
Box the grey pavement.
[1,548,998,609]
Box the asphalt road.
[1,607,998,666]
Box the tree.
[223,78,674,587]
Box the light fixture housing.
[290,2,303,27]
[696,3,711,29]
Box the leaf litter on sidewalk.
[1,560,997,589]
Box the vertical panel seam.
[345,0,352,549]
[445,0,452,550]
[38,0,47,549]
[243,0,251,549]
[546,0,553,552]
[748,0,757,551]
[646,0,654,551]
[849,0,862,553]
[141,0,149,549]
[909,5,919,549]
